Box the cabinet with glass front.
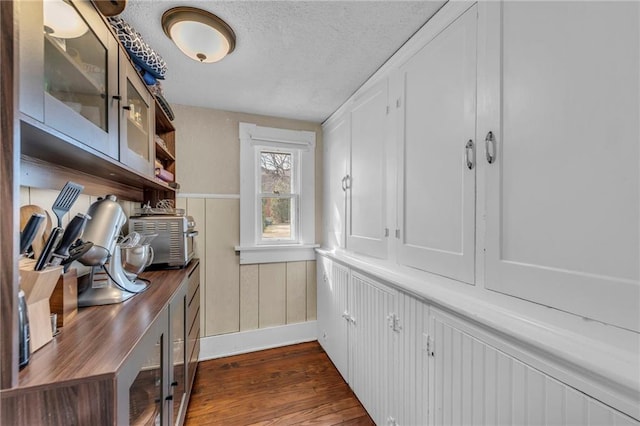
[19,0,119,158]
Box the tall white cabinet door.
[478,2,640,331]
[322,113,349,250]
[348,272,396,425]
[347,79,389,259]
[397,4,478,284]
[316,257,350,382]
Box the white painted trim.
[176,193,240,199]
[198,321,318,360]
[235,244,319,264]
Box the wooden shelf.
[155,140,175,162]
[20,117,174,201]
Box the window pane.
[262,197,292,240]
[261,151,292,193]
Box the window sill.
[234,244,320,264]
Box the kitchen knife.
[19,213,45,256]
[34,227,63,271]
[49,213,90,267]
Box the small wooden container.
[50,269,78,328]
[19,259,63,352]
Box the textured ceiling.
[120,1,446,123]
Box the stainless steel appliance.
[77,195,148,306]
[128,214,197,268]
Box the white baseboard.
[199,321,318,361]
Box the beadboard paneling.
[430,311,639,426]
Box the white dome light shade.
[43,0,89,39]
[162,7,236,64]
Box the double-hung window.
[237,123,317,264]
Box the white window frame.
[237,123,317,264]
[255,147,299,245]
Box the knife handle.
[20,213,45,255]
[52,213,89,260]
[34,227,62,271]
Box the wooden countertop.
[13,260,199,392]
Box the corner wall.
[172,104,323,340]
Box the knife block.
[19,259,63,352]
[50,269,78,328]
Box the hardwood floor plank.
[185,341,374,425]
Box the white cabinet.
[429,308,639,426]
[322,112,349,249]
[348,272,396,425]
[317,257,350,381]
[396,4,478,284]
[347,78,390,259]
[477,1,640,331]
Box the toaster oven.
[128,215,198,268]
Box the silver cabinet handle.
[345,174,351,190]
[341,176,347,191]
[485,131,496,164]
[465,139,474,170]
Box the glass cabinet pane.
[43,0,108,131]
[172,300,186,425]
[129,336,163,426]
[125,80,151,161]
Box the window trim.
[237,123,317,264]
[256,147,299,245]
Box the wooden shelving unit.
[153,100,176,189]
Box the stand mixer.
[77,195,147,307]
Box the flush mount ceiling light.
[43,0,89,39]
[161,6,236,64]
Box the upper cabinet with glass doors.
[119,50,154,177]
[19,0,119,158]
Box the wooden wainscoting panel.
[306,260,317,320]
[286,261,307,324]
[205,198,240,335]
[258,263,286,328]
[239,264,259,331]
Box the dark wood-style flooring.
[184,341,374,425]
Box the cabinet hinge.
[423,333,434,357]
[384,228,389,237]
[395,229,401,239]
[387,313,401,332]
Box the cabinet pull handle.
[341,176,347,191]
[112,95,122,101]
[345,174,351,190]
[171,381,178,387]
[165,395,173,401]
[485,131,496,164]
[122,105,131,111]
[465,139,474,170]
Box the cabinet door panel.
[429,309,638,426]
[479,1,640,331]
[323,114,349,249]
[349,272,395,425]
[398,5,477,284]
[317,258,349,381]
[348,79,388,259]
